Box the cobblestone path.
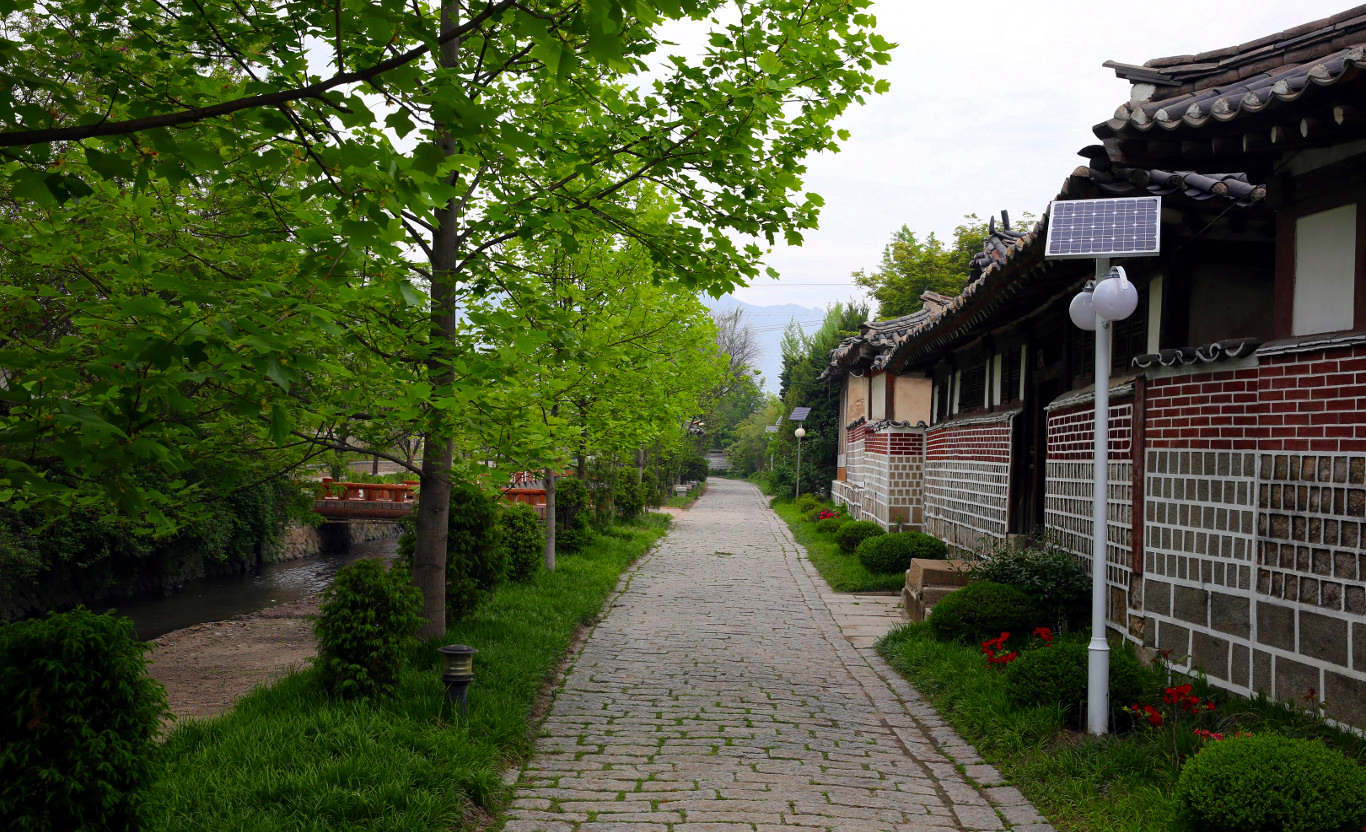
[501,479,1052,832]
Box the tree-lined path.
[501,480,1053,832]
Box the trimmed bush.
[1176,733,1366,832]
[967,540,1090,629]
[856,531,949,574]
[834,520,884,553]
[806,507,827,522]
[814,516,848,535]
[445,480,506,620]
[0,608,167,830]
[615,469,645,522]
[1004,637,1153,726]
[640,469,663,508]
[500,503,544,583]
[315,559,423,698]
[796,494,821,514]
[554,478,591,554]
[928,581,1043,643]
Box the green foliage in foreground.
[878,623,1366,832]
[149,516,669,832]
[1,609,167,832]
[1176,733,1366,832]
[771,501,902,592]
[879,623,1182,832]
[314,560,423,699]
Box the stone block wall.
[1045,400,1136,633]
[832,423,925,530]
[924,414,1013,551]
[1136,344,1366,730]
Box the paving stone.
[497,480,1048,831]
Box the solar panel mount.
[1045,196,1161,260]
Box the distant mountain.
[707,296,826,394]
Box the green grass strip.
[770,501,904,593]
[878,622,1182,832]
[148,516,670,832]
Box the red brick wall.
[1258,346,1366,453]
[1146,368,1260,449]
[1047,403,1133,461]
[865,430,924,457]
[926,420,1011,463]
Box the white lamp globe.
[795,427,806,439]
[1069,287,1098,331]
[1093,266,1139,321]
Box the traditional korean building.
[826,7,1366,729]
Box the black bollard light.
[437,644,478,716]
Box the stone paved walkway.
[501,479,1053,832]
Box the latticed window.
[1001,347,1022,404]
[959,363,987,411]
[935,375,951,422]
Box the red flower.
[1032,626,1054,646]
[1143,705,1164,727]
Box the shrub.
[640,469,663,508]
[445,480,506,620]
[0,608,167,830]
[966,538,1090,629]
[679,455,709,483]
[815,516,848,535]
[856,531,949,574]
[1176,733,1366,832]
[553,478,591,554]
[796,494,820,514]
[929,581,1043,643]
[614,469,645,522]
[500,503,544,583]
[805,508,826,522]
[1004,637,1153,726]
[315,559,423,698]
[834,520,885,553]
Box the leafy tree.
[1,0,891,637]
[853,214,1029,319]
[725,392,784,476]
[770,301,867,495]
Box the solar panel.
[1045,197,1161,260]
[788,407,812,421]
[764,426,778,433]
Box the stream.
[92,538,399,641]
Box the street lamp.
[1070,262,1138,736]
[794,426,806,500]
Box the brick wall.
[833,424,925,530]
[1045,401,1136,633]
[924,414,1013,551]
[1136,344,1366,729]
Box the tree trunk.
[412,0,462,640]
[543,466,556,572]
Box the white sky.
[726,0,1352,310]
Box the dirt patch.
[148,598,319,722]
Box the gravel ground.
[147,598,319,723]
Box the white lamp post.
[1070,261,1138,736]
[794,426,806,500]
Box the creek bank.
[2,520,399,622]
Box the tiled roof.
[1131,338,1261,368]
[867,165,1265,374]
[821,291,950,380]
[1097,6,1366,138]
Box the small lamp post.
[794,426,806,500]
[1069,261,1139,736]
[437,644,478,716]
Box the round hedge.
[1176,733,1366,832]
[815,516,848,535]
[834,520,884,553]
[796,494,821,514]
[929,581,1042,643]
[1004,638,1153,726]
[856,531,948,574]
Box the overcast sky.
[723,0,1352,313]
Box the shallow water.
[91,537,399,640]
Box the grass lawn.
[770,501,904,593]
[877,622,1366,832]
[148,516,670,832]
